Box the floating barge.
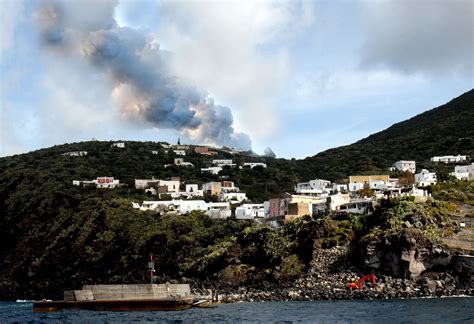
[33,284,194,312]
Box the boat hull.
[33,296,194,312]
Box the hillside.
[297,89,474,180]
[0,90,473,300]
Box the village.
[68,142,474,227]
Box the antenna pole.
[148,254,155,284]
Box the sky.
[1,0,473,158]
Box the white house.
[387,185,430,200]
[147,184,204,199]
[135,178,180,192]
[219,192,247,203]
[431,155,468,163]
[173,149,186,156]
[243,162,267,169]
[63,151,88,156]
[132,200,231,218]
[327,193,351,212]
[348,182,364,192]
[165,158,194,167]
[133,200,173,211]
[295,179,332,195]
[450,163,473,180]
[135,200,208,214]
[95,178,118,189]
[73,177,120,189]
[368,180,387,190]
[159,180,181,193]
[111,142,125,148]
[415,169,437,186]
[407,186,428,198]
[151,150,159,155]
[185,184,198,193]
[235,204,265,219]
[212,159,236,167]
[393,160,416,173]
[164,184,203,199]
[207,202,231,219]
[176,200,208,213]
[201,166,223,175]
[337,198,375,215]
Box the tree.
[358,183,374,198]
[398,171,415,186]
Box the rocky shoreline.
[193,275,473,304]
[1,244,472,303]
[191,246,473,303]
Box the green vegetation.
[358,199,459,244]
[432,181,474,205]
[0,89,472,298]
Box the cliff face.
[354,199,473,290]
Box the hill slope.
[0,89,473,299]
[297,89,474,180]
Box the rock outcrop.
[192,245,472,303]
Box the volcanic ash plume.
[34,0,251,149]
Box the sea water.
[1,298,473,323]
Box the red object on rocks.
[347,274,377,289]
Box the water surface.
[1,298,473,323]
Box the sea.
[0,298,473,323]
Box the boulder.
[401,250,426,279]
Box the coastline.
[2,245,472,303]
[192,281,473,304]
[190,245,473,304]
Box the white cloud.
[0,0,24,55]
[360,0,473,76]
[152,0,315,140]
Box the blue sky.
[1,0,472,158]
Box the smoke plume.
[264,147,276,158]
[34,0,251,149]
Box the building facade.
[450,163,474,180]
[415,169,437,186]
[235,204,265,219]
[431,155,469,163]
[243,162,267,168]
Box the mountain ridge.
[296,88,474,180]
